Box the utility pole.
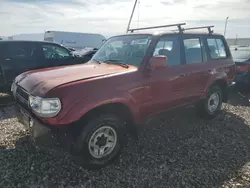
[224,16,229,37]
[235,34,238,45]
[126,0,138,33]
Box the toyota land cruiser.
[13,23,235,168]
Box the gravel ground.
[1,91,250,188]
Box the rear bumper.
[234,71,250,85]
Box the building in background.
[8,36,13,41]
[44,31,106,50]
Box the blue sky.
[1,0,250,38]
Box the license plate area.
[19,108,34,130]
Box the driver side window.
[41,44,71,60]
[153,36,181,66]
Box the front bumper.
[16,105,74,150]
[16,105,56,146]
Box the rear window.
[207,38,227,59]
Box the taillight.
[235,65,250,72]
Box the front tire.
[196,85,222,119]
[74,114,126,169]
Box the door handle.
[4,58,11,61]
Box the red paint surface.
[15,33,235,127]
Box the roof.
[0,40,54,44]
[45,31,105,37]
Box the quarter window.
[153,36,180,66]
[207,38,227,59]
[184,38,203,64]
[41,44,71,60]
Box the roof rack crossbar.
[128,23,186,33]
[182,26,214,34]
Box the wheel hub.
[208,92,220,113]
[96,134,108,148]
[88,126,117,159]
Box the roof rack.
[127,23,186,33]
[182,26,214,34]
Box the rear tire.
[196,85,222,119]
[73,114,126,169]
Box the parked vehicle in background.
[44,31,106,50]
[0,40,87,92]
[13,23,235,168]
[230,46,250,86]
[73,47,98,62]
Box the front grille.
[16,86,29,108]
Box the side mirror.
[148,56,168,70]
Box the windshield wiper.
[103,59,129,68]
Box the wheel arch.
[210,79,229,102]
[76,102,139,138]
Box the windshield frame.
[90,34,153,70]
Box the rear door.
[180,35,211,101]
[206,37,235,83]
[40,43,79,67]
[1,42,47,84]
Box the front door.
[141,35,188,116]
[1,42,47,85]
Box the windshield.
[91,35,152,67]
[230,48,250,61]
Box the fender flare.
[58,95,141,125]
[202,72,229,101]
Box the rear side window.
[3,42,40,61]
[153,36,181,66]
[207,38,227,59]
[184,38,203,64]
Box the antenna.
[126,0,138,33]
[137,0,140,28]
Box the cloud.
[0,0,250,38]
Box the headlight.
[29,95,61,118]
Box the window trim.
[200,36,208,62]
[182,36,204,65]
[205,36,230,60]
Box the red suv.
[12,24,235,168]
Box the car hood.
[15,62,137,95]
